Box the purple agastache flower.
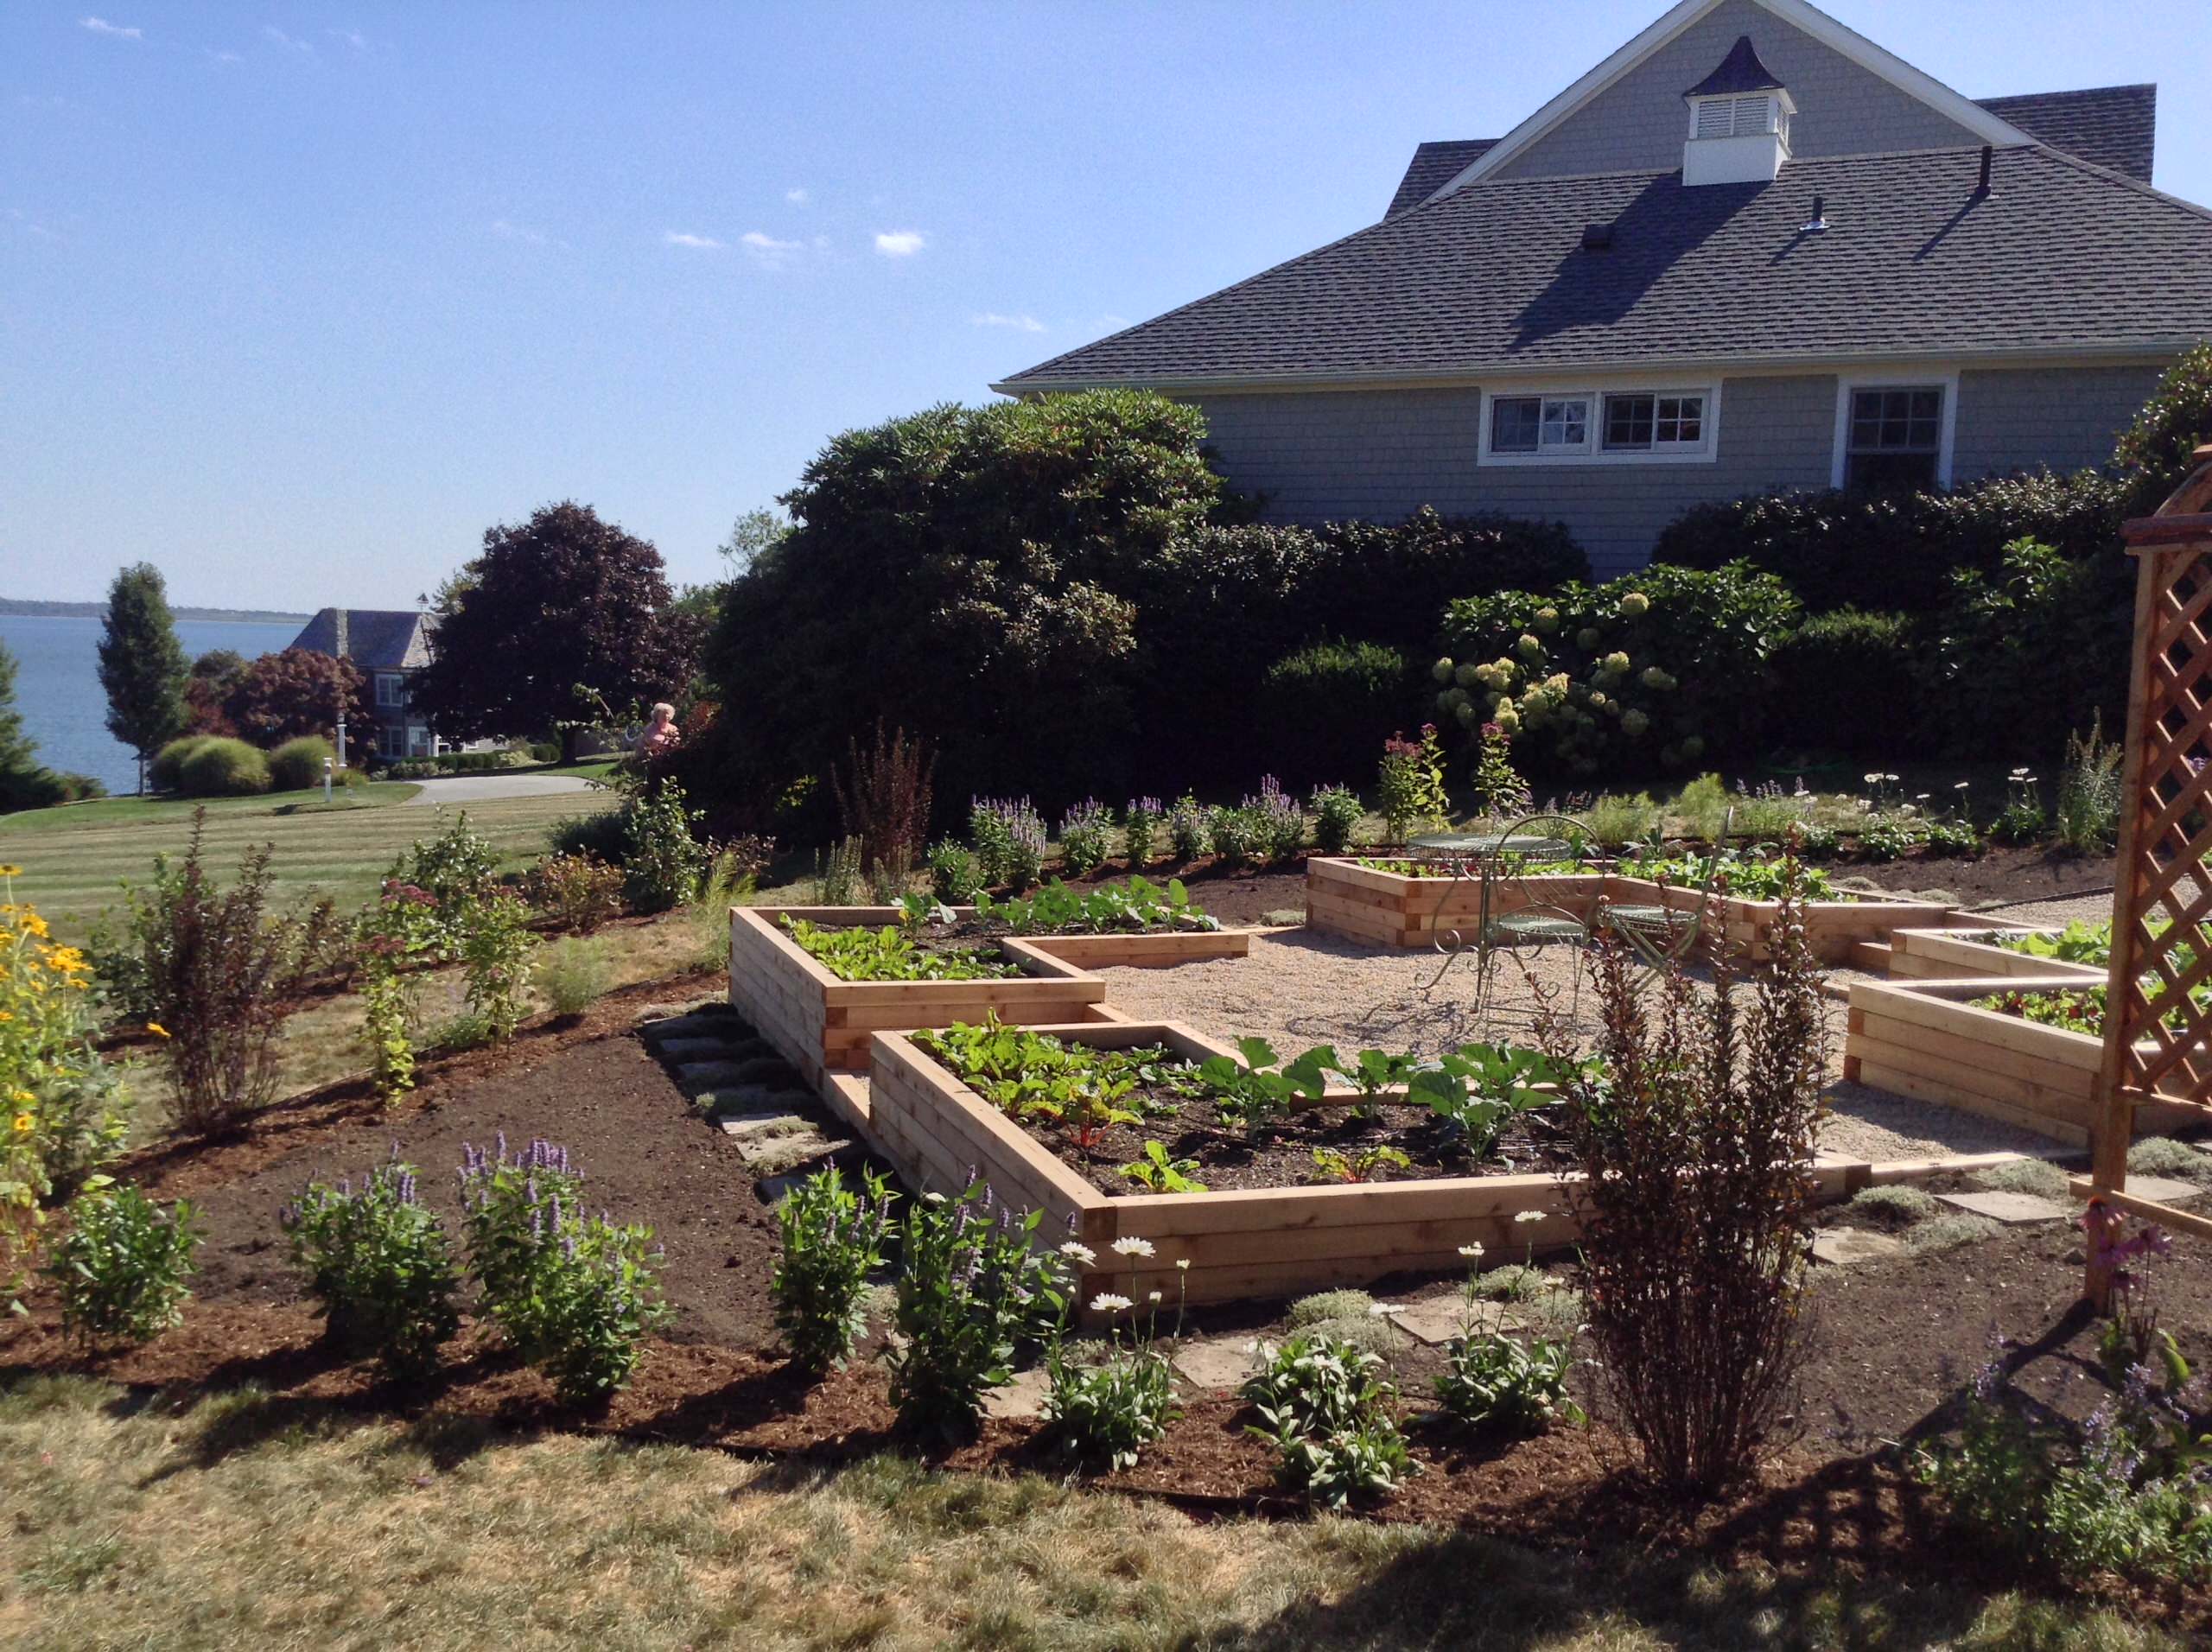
[563,1230,578,1261]
[550,1192,564,1232]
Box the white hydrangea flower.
[1109,1236,1156,1259]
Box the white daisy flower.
[1514,1210,1545,1224]
[1147,1291,1162,1305]
[1175,1259,1191,1273]
[1090,1293,1133,1313]
[1458,1242,1485,1259]
[1109,1236,1156,1259]
[1058,1242,1097,1267]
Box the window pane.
[1491,396,1539,452]
[1654,395,1704,446]
[1604,394,1654,450]
[1541,397,1587,448]
[1849,386,1943,453]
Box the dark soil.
[1827,842,2114,907]
[8,972,2209,1625]
[1008,1086,1575,1197]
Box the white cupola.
[1681,35,1794,186]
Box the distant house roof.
[997,144,2212,391]
[1384,139,1499,219]
[288,608,433,671]
[1978,84,2156,183]
[1683,35,1785,98]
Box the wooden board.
[1887,927,2104,984]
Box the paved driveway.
[399,773,598,806]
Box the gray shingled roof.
[1000,144,2212,389]
[1384,139,1498,219]
[1980,85,2155,183]
[288,608,432,670]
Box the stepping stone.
[1811,1226,1909,1267]
[740,1132,854,1175]
[716,1111,810,1141]
[1936,1190,2071,1224]
[2120,1175,2204,1205]
[634,999,728,1027]
[658,1035,747,1063]
[982,1367,1052,1421]
[1173,1337,1256,1392]
[1389,1299,1472,1347]
[677,1057,799,1092]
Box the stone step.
[1811,1226,1909,1266]
[1936,1189,2070,1224]
[676,1055,802,1093]
[633,998,736,1028]
[1171,1336,1255,1393]
[716,1110,813,1141]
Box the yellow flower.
[10,1114,30,1134]
[147,1022,172,1040]
[9,1090,30,1105]
[0,865,20,878]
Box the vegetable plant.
[1311,1145,1413,1184]
[282,1151,461,1377]
[971,875,1217,936]
[781,917,1022,982]
[1197,1038,1332,1140]
[1120,1141,1206,1193]
[1411,1043,1575,1158]
[1310,785,1363,855]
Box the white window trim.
[1478,381,1721,467]
[1831,369,1958,489]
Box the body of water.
[0,613,307,796]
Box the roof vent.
[1682,35,1794,186]
[1580,222,1614,252]
[1975,144,1993,196]
[1800,194,1827,233]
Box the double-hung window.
[375,673,405,710]
[1844,386,1944,492]
[1490,394,1591,454]
[1602,391,1705,453]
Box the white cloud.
[739,230,804,267]
[262,24,314,53]
[204,48,242,63]
[971,312,1044,333]
[330,28,368,51]
[79,16,143,40]
[873,229,925,257]
[664,231,722,250]
[492,218,549,246]
[784,187,809,206]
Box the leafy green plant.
[885,1179,1070,1442]
[537,935,612,1020]
[1435,1328,1584,1433]
[458,1136,671,1404]
[771,1166,896,1377]
[971,875,1217,936]
[1311,1145,1412,1184]
[524,851,627,934]
[1410,1043,1573,1158]
[1196,1037,1331,1140]
[1616,850,1838,902]
[1580,791,1662,850]
[459,892,537,1040]
[971,797,1046,891]
[1122,798,1164,867]
[1045,1337,1179,1471]
[1920,819,1983,857]
[1120,1140,1206,1193]
[927,839,984,903]
[1990,767,2049,845]
[1310,785,1363,855]
[1243,1331,1412,1508]
[391,812,503,924]
[782,918,1021,983]
[282,1153,461,1378]
[2056,715,2124,854]
[1165,796,1207,863]
[1207,804,1262,869]
[1058,799,1113,878]
[46,1182,200,1346]
[620,780,712,912]
[1376,726,1450,840]
[1995,919,2111,967]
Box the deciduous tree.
[409,501,694,762]
[222,649,373,748]
[96,563,191,792]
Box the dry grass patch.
[0,1376,2191,1650]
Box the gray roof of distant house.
[1683,35,1784,98]
[1384,139,1499,219]
[288,608,433,670]
[1978,84,2155,183]
[999,144,2212,389]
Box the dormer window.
[1681,36,1794,186]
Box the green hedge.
[150,736,213,793]
[1256,640,1414,788]
[178,737,271,797]
[1650,468,2125,613]
[1769,609,1922,759]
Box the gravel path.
[1096,930,2061,1166]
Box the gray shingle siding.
[1952,365,2161,480]
[1192,374,1834,580]
[1492,0,1983,181]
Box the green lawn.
[0,787,613,938]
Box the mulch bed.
[4,979,2205,1625]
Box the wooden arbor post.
[2087,442,2212,1306]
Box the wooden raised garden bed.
[872,1019,1887,1310]
[727,905,1251,1097]
[1883,926,2102,984]
[1843,975,2209,1145]
[1304,858,1953,963]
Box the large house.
[995,0,2212,575]
[287,607,439,761]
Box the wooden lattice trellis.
[2086,442,2212,1295]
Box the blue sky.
[5,2,2207,611]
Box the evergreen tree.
[96,562,190,792]
[0,639,64,812]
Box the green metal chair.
[1593,808,1734,972]
[1421,812,1598,1029]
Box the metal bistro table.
[1408,825,1581,1003]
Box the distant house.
[995,0,2211,575]
[286,607,440,760]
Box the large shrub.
[1769,609,1922,758]
[1258,641,1413,789]
[221,649,372,748]
[149,736,212,793]
[1437,563,1799,777]
[2113,340,2212,512]
[1652,468,2126,613]
[178,737,271,797]
[268,735,335,791]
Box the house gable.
[1446,0,2019,190]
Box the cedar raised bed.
[872,1020,1926,1311]
[1303,858,1954,963]
[1883,926,2103,984]
[1843,975,2209,1145]
[727,905,1251,1101]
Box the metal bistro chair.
[1414,813,1595,1032]
[1593,807,1734,975]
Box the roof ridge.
[1978,82,2155,105]
[2025,139,2209,226]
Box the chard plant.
[781,917,1021,983]
[971,875,1217,936]
[1311,1144,1413,1184]
[1120,1141,1205,1193]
